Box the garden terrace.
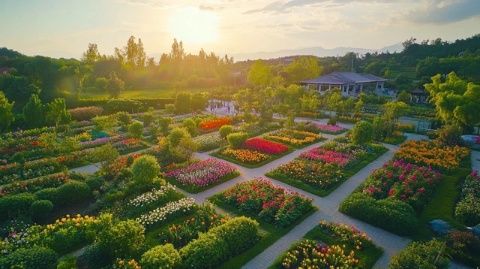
[270,221,383,269]
[267,137,387,196]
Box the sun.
[168,6,219,44]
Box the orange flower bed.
[199,117,231,131]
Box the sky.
[1,0,480,60]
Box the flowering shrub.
[395,140,469,170]
[317,221,371,250]
[244,137,289,155]
[128,184,176,208]
[455,171,480,226]
[165,158,238,189]
[193,132,225,152]
[136,198,196,228]
[281,240,359,268]
[113,138,146,153]
[69,106,103,121]
[264,129,322,146]
[314,123,347,134]
[300,147,351,167]
[361,160,442,210]
[213,178,314,227]
[199,117,231,132]
[158,206,227,248]
[104,153,142,179]
[0,173,69,197]
[221,148,269,164]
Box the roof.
[300,72,387,85]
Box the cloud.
[244,0,394,14]
[406,0,480,24]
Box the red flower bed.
[244,137,288,155]
[199,117,231,131]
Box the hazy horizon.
[1,0,480,60]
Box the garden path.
[471,150,480,172]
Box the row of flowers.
[193,132,225,152]
[213,178,314,227]
[395,140,470,171]
[300,147,351,167]
[220,148,269,164]
[361,160,442,209]
[165,158,238,188]
[455,171,480,226]
[244,137,289,155]
[199,117,231,131]
[0,173,70,197]
[135,198,197,228]
[127,184,176,208]
[313,123,347,134]
[264,129,322,146]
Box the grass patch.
[269,225,383,269]
[165,171,240,194]
[211,147,294,168]
[381,134,407,145]
[208,199,317,269]
[267,146,388,197]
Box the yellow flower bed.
[395,140,470,170]
[221,148,269,164]
[265,129,322,146]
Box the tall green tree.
[425,72,480,129]
[284,56,322,83]
[45,98,71,128]
[82,43,101,65]
[247,60,273,87]
[0,91,14,132]
[23,94,45,128]
[107,72,124,98]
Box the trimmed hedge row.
[339,193,418,235]
[67,98,175,112]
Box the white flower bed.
[135,197,196,227]
[128,184,175,208]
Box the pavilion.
[300,71,388,98]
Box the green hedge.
[0,193,36,221]
[141,244,181,269]
[180,216,259,268]
[0,246,58,269]
[339,193,418,235]
[67,98,174,112]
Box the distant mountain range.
[232,43,403,61]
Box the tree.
[351,121,373,145]
[128,120,144,138]
[0,91,14,132]
[95,77,108,92]
[82,43,101,65]
[425,72,480,130]
[97,220,145,259]
[107,72,124,98]
[284,56,322,83]
[299,91,320,112]
[175,92,191,114]
[23,94,45,128]
[182,118,197,136]
[131,155,160,185]
[247,60,273,87]
[45,98,71,128]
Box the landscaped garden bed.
[193,132,226,152]
[267,137,387,196]
[264,129,324,148]
[270,221,383,269]
[165,158,240,193]
[313,123,347,135]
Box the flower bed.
[314,123,347,134]
[193,132,225,152]
[455,171,480,226]
[165,158,239,192]
[135,198,197,228]
[244,137,289,155]
[273,221,382,269]
[268,138,387,196]
[264,129,323,147]
[210,178,314,227]
[218,148,269,164]
[0,173,70,197]
[395,140,470,171]
[113,138,147,154]
[199,117,231,132]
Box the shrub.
[30,200,54,221]
[85,176,104,190]
[436,124,463,146]
[68,106,103,121]
[77,244,112,269]
[97,220,146,259]
[455,195,480,226]
[142,112,154,127]
[105,99,143,114]
[208,216,259,255]
[219,125,234,139]
[35,188,58,203]
[351,121,373,144]
[227,132,248,149]
[327,117,337,125]
[55,181,92,206]
[340,193,418,235]
[167,127,190,147]
[140,244,181,269]
[389,239,449,269]
[0,246,58,269]
[128,120,144,138]
[165,104,176,115]
[182,118,197,136]
[0,193,36,221]
[131,155,160,185]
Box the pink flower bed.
[315,124,346,134]
[165,158,238,188]
[300,147,350,167]
[244,137,288,155]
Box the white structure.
[300,72,388,98]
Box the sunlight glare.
[168,6,219,44]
